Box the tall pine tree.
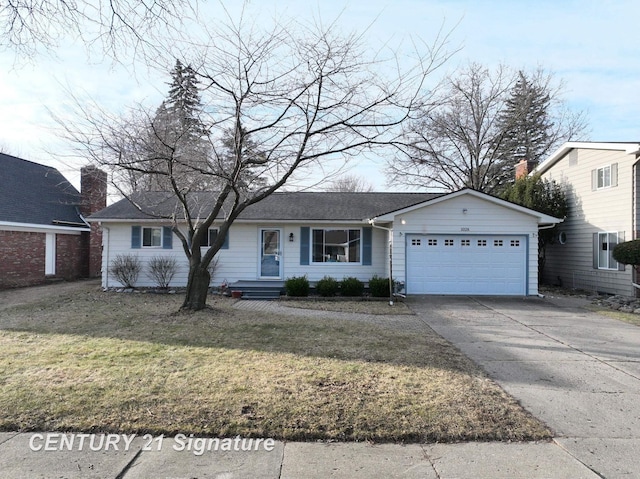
[493,70,553,189]
[126,59,211,192]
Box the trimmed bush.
[316,276,339,297]
[147,256,177,289]
[285,275,310,297]
[369,275,391,298]
[613,239,640,265]
[109,254,141,288]
[340,277,364,297]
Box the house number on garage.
[461,227,470,231]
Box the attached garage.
[406,234,527,295]
[372,189,563,297]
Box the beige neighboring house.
[535,141,640,296]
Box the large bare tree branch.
[54,12,455,310]
[0,0,196,60]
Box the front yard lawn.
[0,282,550,442]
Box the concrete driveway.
[408,294,640,478]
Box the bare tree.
[326,174,374,192]
[59,16,452,310]
[0,0,195,58]
[388,63,588,193]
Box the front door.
[260,229,282,279]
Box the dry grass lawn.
[0,281,550,443]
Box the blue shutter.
[131,226,141,249]
[162,227,173,249]
[362,227,372,266]
[222,230,229,249]
[300,227,310,265]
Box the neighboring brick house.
[0,154,107,288]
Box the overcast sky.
[1,0,638,190]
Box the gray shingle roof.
[0,153,86,227]
[88,191,443,222]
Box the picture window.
[312,229,361,263]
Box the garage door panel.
[406,234,526,295]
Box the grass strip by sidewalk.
[0,285,550,442]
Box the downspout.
[367,218,395,306]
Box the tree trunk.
[181,264,211,311]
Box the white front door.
[260,229,282,279]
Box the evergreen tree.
[134,59,212,191]
[502,174,568,277]
[215,125,269,191]
[493,70,554,190]
[165,59,207,137]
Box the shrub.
[207,257,220,285]
[613,239,640,265]
[340,276,364,297]
[369,275,391,297]
[109,254,141,288]
[285,275,310,297]
[316,276,339,297]
[147,256,177,289]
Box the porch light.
[289,232,294,242]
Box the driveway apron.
[408,295,640,479]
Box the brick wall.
[0,230,86,289]
[55,233,85,280]
[0,230,46,288]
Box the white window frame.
[597,165,612,189]
[311,228,362,264]
[597,232,619,270]
[142,227,163,248]
[45,233,56,275]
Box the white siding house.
[100,221,390,288]
[89,189,561,295]
[535,142,640,296]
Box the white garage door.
[406,234,527,295]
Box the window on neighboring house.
[312,229,361,263]
[597,232,620,270]
[592,163,618,190]
[597,166,611,188]
[142,227,162,248]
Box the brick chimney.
[80,165,107,278]
[515,159,536,180]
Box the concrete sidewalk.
[0,431,600,478]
